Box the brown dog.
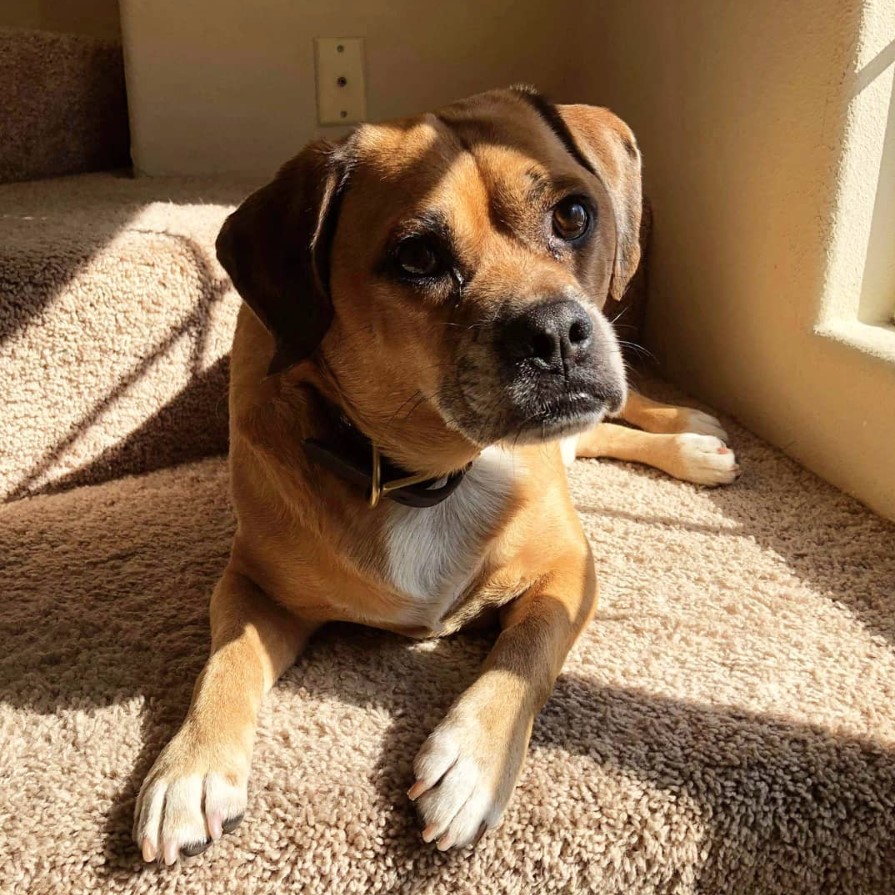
[133,86,738,864]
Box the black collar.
[303,403,470,509]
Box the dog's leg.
[576,422,740,485]
[133,567,315,864]
[409,546,595,850]
[619,389,729,441]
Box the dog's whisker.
[616,339,656,362]
[384,390,424,426]
[401,391,437,423]
[608,307,630,326]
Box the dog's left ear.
[216,139,351,376]
[557,104,643,302]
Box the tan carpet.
[1,389,894,894]
[1,167,892,893]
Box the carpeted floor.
[2,386,894,894]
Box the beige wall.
[0,0,120,38]
[568,0,895,520]
[121,0,569,177]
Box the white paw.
[676,408,729,442]
[408,712,521,850]
[133,732,249,865]
[671,433,740,486]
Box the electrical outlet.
[315,38,366,126]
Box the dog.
[133,86,739,865]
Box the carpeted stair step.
[0,27,130,184]
[0,172,259,501]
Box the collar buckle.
[367,444,439,509]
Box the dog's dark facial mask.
[442,295,627,446]
[413,91,636,445]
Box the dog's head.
[217,87,641,472]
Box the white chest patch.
[383,446,520,628]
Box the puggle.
[134,85,738,864]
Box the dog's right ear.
[555,104,643,303]
[216,140,350,375]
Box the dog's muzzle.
[437,296,627,446]
[494,298,626,441]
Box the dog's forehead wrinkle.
[355,115,461,185]
[438,92,581,164]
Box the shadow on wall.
[858,39,895,327]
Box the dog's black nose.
[501,300,594,373]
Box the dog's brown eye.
[552,198,591,242]
[395,238,441,278]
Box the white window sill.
[815,319,895,366]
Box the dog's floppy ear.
[216,140,350,375]
[556,104,643,302]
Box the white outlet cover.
[315,37,367,126]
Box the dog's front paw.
[133,724,250,865]
[670,433,740,486]
[408,697,529,850]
